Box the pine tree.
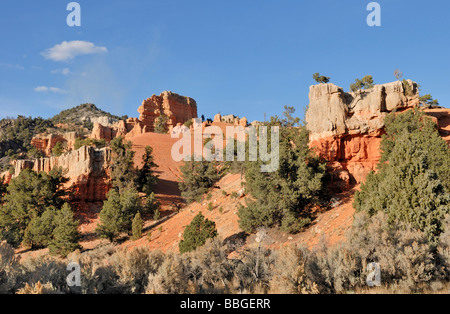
[381,109,450,191]
[48,203,81,257]
[23,207,56,249]
[110,136,137,193]
[179,212,218,254]
[154,114,169,134]
[96,187,142,242]
[144,192,160,216]
[238,108,326,234]
[0,168,68,247]
[350,75,375,92]
[132,212,144,241]
[96,190,122,242]
[0,177,7,204]
[355,128,450,245]
[179,159,221,204]
[137,146,159,196]
[313,73,330,84]
[51,141,65,157]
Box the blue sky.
[0,0,448,122]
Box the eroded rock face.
[306,80,420,186]
[13,146,111,202]
[138,91,198,132]
[306,80,419,141]
[90,118,150,141]
[31,132,80,156]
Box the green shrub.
[179,212,218,254]
[131,213,144,241]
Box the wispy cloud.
[34,86,67,94]
[51,68,71,76]
[0,62,24,70]
[42,41,108,62]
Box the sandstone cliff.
[306,80,420,186]
[12,146,111,202]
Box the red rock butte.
[138,91,198,132]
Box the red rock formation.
[425,108,450,145]
[31,132,79,156]
[138,91,198,132]
[306,80,420,187]
[13,146,111,202]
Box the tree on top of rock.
[350,75,375,92]
[313,73,330,84]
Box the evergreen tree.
[179,159,221,204]
[51,142,65,157]
[49,203,81,257]
[0,177,6,205]
[313,73,330,84]
[238,108,326,234]
[96,187,142,242]
[136,146,159,196]
[420,94,439,107]
[96,190,122,242]
[381,109,450,191]
[355,122,450,245]
[154,114,169,134]
[179,212,218,254]
[350,75,375,92]
[132,212,144,241]
[23,207,56,249]
[144,192,161,216]
[0,168,68,247]
[110,136,137,193]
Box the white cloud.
[42,41,108,62]
[51,68,71,76]
[34,86,67,94]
